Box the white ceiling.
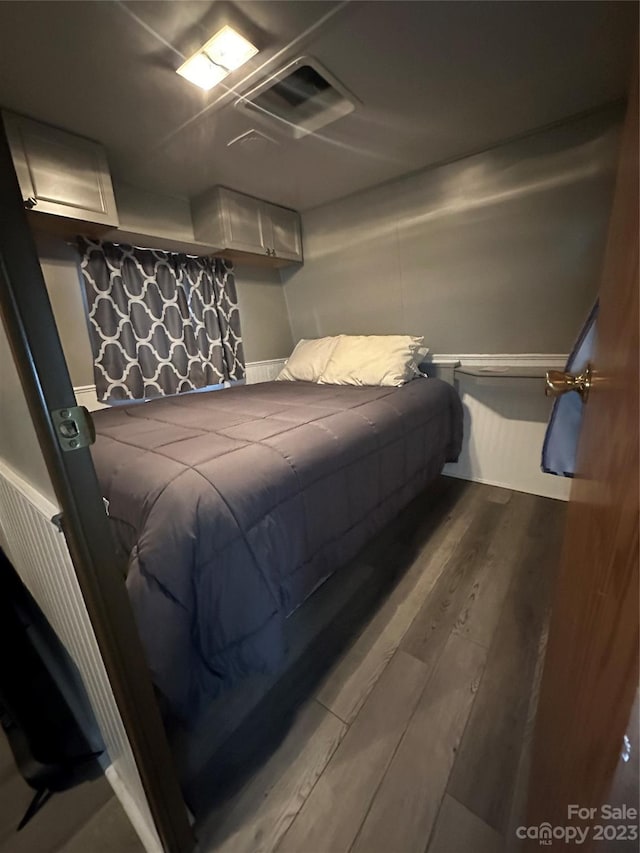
[0,1,634,211]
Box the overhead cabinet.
[192,186,303,266]
[2,114,301,263]
[3,112,119,234]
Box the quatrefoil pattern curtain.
[78,239,245,401]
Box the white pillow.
[276,336,340,382]
[409,345,430,378]
[319,335,425,387]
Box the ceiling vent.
[226,129,279,152]
[234,57,358,139]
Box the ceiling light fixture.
[177,25,258,91]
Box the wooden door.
[0,114,194,853]
[527,62,639,847]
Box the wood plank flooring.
[350,634,486,853]
[0,730,142,853]
[193,477,566,853]
[428,795,503,853]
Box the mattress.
[90,379,463,722]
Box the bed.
[90,378,463,722]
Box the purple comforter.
[91,379,462,721]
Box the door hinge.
[52,405,96,452]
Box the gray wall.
[113,181,197,245]
[0,317,55,500]
[37,233,95,387]
[35,233,294,388]
[282,108,622,354]
[235,266,293,362]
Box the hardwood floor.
[192,477,566,853]
[0,731,143,853]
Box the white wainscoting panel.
[442,355,571,500]
[76,354,569,499]
[75,359,289,411]
[74,384,107,412]
[245,358,287,384]
[0,460,161,853]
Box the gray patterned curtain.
[78,238,245,401]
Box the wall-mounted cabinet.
[266,202,302,262]
[3,112,119,235]
[192,186,303,266]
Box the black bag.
[0,548,102,829]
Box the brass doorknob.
[545,364,593,403]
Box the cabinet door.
[264,202,303,262]
[3,113,118,227]
[220,187,271,257]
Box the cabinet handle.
[24,197,38,209]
